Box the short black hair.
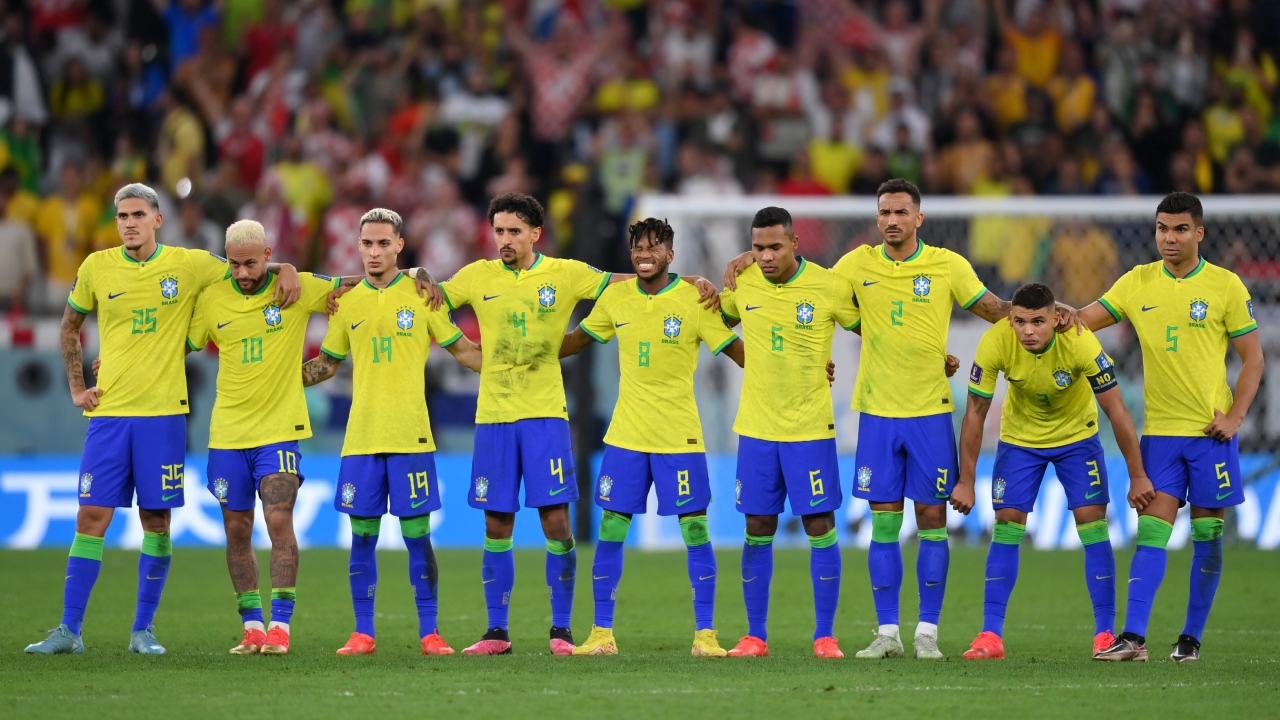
[1011,283,1055,311]
[1156,192,1203,225]
[751,206,793,234]
[876,178,922,207]
[488,192,544,228]
[628,217,674,248]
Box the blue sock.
[349,531,379,637]
[269,589,294,627]
[62,533,104,635]
[742,534,773,641]
[592,540,624,628]
[1183,518,1225,640]
[1124,516,1172,639]
[402,530,439,637]
[546,538,576,628]
[1078,520,1115,635]
[482,537,515,630]
[982,521,1025,636]
[809,530,841,640]
[133,531,172,632]
[686,543,717,631]
[868,540,903,626]
[916,529,949,625]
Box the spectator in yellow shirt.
[984,45,1029,132]
[0,168,39,227]
[1047,220,1119,308]
[996,0,1061,89]
[1046,43,1095,134]
[34,163,101,310]
[157,88,206,195]
[808,115,862,194]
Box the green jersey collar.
[362,271,405,291]
[880,238,924,263]
[767,257,808,286]
[232,272,276,297]
[1026,332,1057,356]
[503,251,544,276]
[637,273,680,296]
[122,243,163,264]
[1161,256,1205,280]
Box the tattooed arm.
[302,352,344,387]
[965,291,1011,323]
[61,304,100,411]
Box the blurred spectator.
[1048,220,1119,308]
[321,172,373,279]
[156,89,205,195]
[35,163,98,310]
[1046,43,1095,134]
[407,178,478,280]
[216,98,267,192]
[49,58,105,124]
[996,0,1062,89]
[2,14,50,126]
[808,114,862,195]
[1095,142,1154,195]
[778,150,830,197]
[172,25,237,125]
[0,196,37,312]
[984,45,1029,133]
[885,123,922,187]
[240,0,296,84]
[273,134,332,239]
[157,0,222,71]
[163,196,222,252]
[0,167,40,228]
[1203,77,1247,165]
[238,172,300,266]
[657,3,714,91]
[752,51,819,169]
[869,77,931,154]
[940,108,994,193]
[849,147,889,195]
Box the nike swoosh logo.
[925,581,942,586]
[108,292,126,299]
[146,575,164,580]
[985,577,1005,582]
[676,497,694,506]
[872,585,888,591]
[481,578,496,584]
[161,492,181,501]
[411,499,428,508]
[66,575,74,579]
[350,571,361,576]
[1095,575,1113,580]
[549,486,569,496]
[744,305,761,311]
[483,295,500,301]
[809,496,828,506]
[615,322,629,328]
[350,320,365,330]
[819,576,839,581]
[1200,568,1220,574]
[593,575,609,581]
[217,321,233,329]
[1129,578,1141,583]
[1217,491,1234,500]
[742,577,756,583]
[1141,305,1158,312]
[1084,490,1103,499]
[935,493,950,499]
[862,281,879,286]
[699,575,715,581]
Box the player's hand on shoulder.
[1127,473,1155,511]
[326,283,354,315]
[826,360,836,385]
[1202,409,1242,442]
[73,386,102,411]
[91,357,101,379]
[687,276,720,311]
[275,264,302,308]
[722,252,754,291]
[949,480,975,515]
[944,354,959,378]
[412,268,446,310]
[1054,301,1082,334]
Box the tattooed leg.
[223,508,259,593]
[260,473,300,589]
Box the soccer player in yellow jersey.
[440,193,715,656]
[184,220,347,656]
[557,218,745,658]
[25,183,301,656]
[301,208,481,657]
[952,283,1151,661]
[1078,194,1264,663]
[718,207,861,659]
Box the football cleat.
[421,632,454,656]
[335,632,376,655]
[24,625,84,655]
[572,626,617,656]
[726,635,769,657]
[128,628,166,654]
[914,633,946,660]
[462,638,512,655]
[854,630,905,659]
[1094,632,1147,661]
[230,628,267,655]
[1093,630,1116,656]
[261,626,290,655]
[1170,634,1200,662]
[691,629,727,658]
[813,636,844,659]
[549,626,575,656]
[961,631,1005,660]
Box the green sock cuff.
[141,530,172,557]
[1191,517,1225,542]
[599,510,633,543]
[679,515,710,547]
[69,532,104,561]
[1075,520,1110,546]
[918,527,948,542]
[744,533,775,546]
[992,520,1027,545]
[350,516,381,537]
[236,590,263,611]
[484,536,514,553]
[399,514,431,539]
[871,510,904,544]
[1136,515,1174,548]
[546,537,575,555]
[808,528,838,548]
[270,588,296,602]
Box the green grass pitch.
[2,546,1277,718]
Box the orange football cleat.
[422,632,454,656]
[814,636,844,659]
[726,635,769,657]
[1093,630,1116,656]
[336,632,376,655]
[261,626,290,655]
[230,628,267,655]
[962,631,1005,660]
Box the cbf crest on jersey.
[993,477,1007,503]
[1053,368,1073,388]
[1190,298,1209,323]
[796,300,815,327]
[537,283,557,310]
[79,472,93,496]
[263,304,283,328]
[474,476,490,500]
[396,306,415,332]
[341,482,356,507]
[663,314,682,342]
[160,275,179,304]
[598,475,613,500]
[912,274,932,298]
[213,478,230,501]
[856,466,872,492]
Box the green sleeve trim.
[1097,297,1122,322]
[438,330,463,348]
[1229,322,1258,338]
[580,324,609,344]
[962,288,988,309]
[593,272,613,299]
[484,536,514,552]
[439,285,456,311]
[721,310,741,321]
[848,318,862,330]
[968,385,994,399]
[141,530,172,557]
[67,298,90,314]
[68,532,105,561]
[332,276,342,290]
[710,334,736,355]
[186,338,200,352]
[320,347,346,360]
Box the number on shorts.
[161,463,184,490]
[809,469,824,496]
[1216,462,1230,489]
[936,468,948,495]
[277,450,298,475]
[407,471,430,499]
[550,458,564,485]
[677,470,691,496]
[1087,460,1101,488]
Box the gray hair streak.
[359,207,403,236]
[113,183,161,211]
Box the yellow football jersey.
[581,275,739,453]
[1098,258,1256,436]
[440,253,611,424]
[832,240,988,418]
[68,244,227,417]
[188,272,338,449]
[969,322,1118,448]
[320,273,463,456]
[720,260,861,442]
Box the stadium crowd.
[0,0,1277,315]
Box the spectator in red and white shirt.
[216,97,267,191]
[406,177,478,281]
[727,19,777,102]
[505,14,622,143]
[320,170,372,279]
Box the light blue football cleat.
[25,625,85,654]
[128,628,167,654]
